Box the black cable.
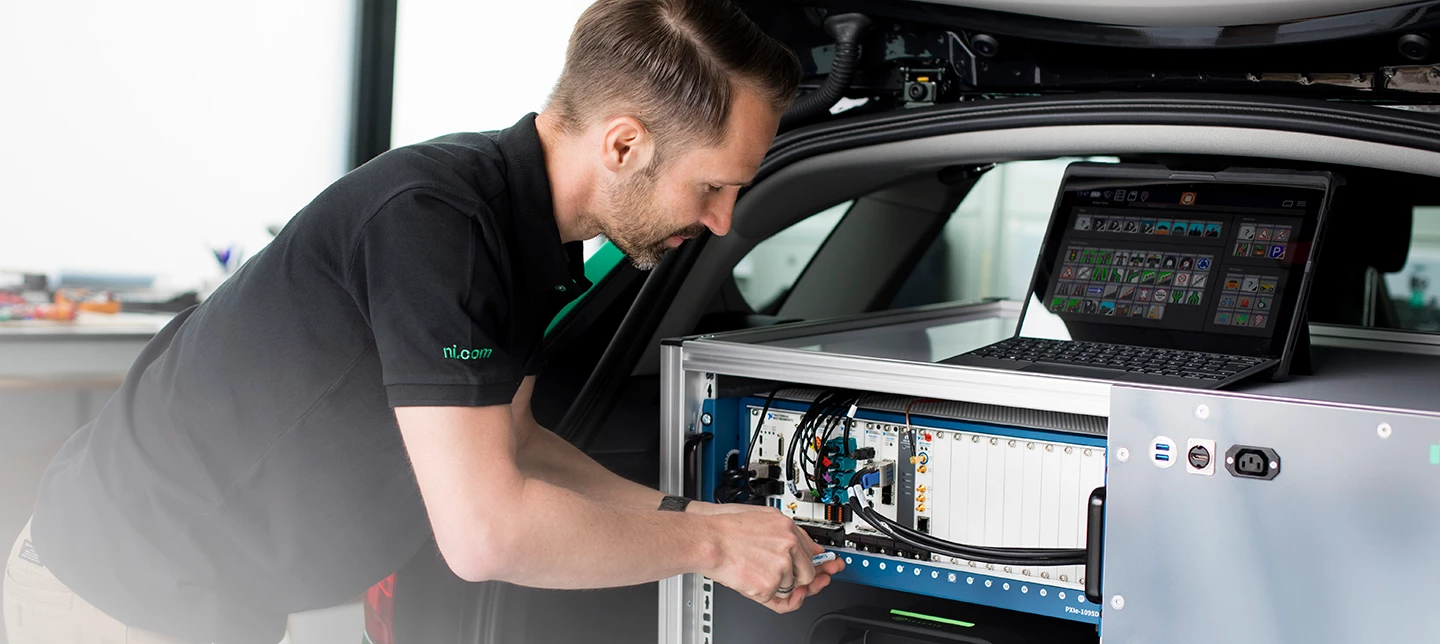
[787,391,826,482]
[846,496,1086,566]
[811,392,854,488]
[743,390,780,468]
[849,488,1080,559]
[778,13,873,130]
[818,408,842,449]
[788,389,866,495]
[841,466,1084,564]
[816,393,862,490]
[851,499,1083,562]
[799,408,827,492]
[716,390,783,505]
[792,390,839,491]
[786,400,807,483]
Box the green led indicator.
[889,609,975,628]
[1430,443,1439,465]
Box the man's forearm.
[515,419,666,511]
[474,476,718,588]
[397,403,831,608]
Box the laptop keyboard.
[967,337,1266,381]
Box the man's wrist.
[682,500,722,515]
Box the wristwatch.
[658,495,692,512]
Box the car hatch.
[743,0,1440,130]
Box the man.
[3,0,843,642]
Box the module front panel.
[710,396,1106,624]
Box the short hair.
[547,0,801,155]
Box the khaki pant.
[4,519,185,644]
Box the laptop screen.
[1017,164,1334,358]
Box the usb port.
[1155,443,1170,451]
[1155,454,1170,461]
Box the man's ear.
[600,116,654,176]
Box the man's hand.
[698,506,846,613]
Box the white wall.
[0,0,354,291]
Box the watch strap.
[658,495,692,512]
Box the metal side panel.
[658,343,715,644]
[1104,385,1440,644]
[682,338,1111,418]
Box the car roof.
[900,0,1414,28]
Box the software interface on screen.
[1038,182,1319,342]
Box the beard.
[599,171,706,270]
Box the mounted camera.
[902,66,947,106]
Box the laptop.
[942,162,1341,389]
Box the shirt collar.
[495,113,591,300]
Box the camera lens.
[1398,33,1431,61]
[972,34,1000,58]
[907,83,928,101]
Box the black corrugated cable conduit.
[779,13,872,130]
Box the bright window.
[391,1,607,260]
[890,158,1118,308]
[391,1,596,147]
[733,202,850,311]
[1385,208,1440,331]
[0,1,355,291]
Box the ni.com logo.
[444,346,493,360]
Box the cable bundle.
[786,389,864,495]
[717,388,862,504]
[845,473,1086,566]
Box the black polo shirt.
[32,113,588,643]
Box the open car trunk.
[379,93,1440,644]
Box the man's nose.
[700,197,735,237]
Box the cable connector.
[858,471,881,490]
[877,460,894,486]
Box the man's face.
[598,88,779,269]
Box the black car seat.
[1308,180,1413,328]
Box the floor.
[1,384,367,644]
